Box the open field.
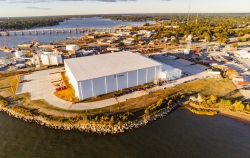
[0,75,20,95]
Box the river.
[0,17,143,58]
[0,108,249,158]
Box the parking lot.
[153,54,207,76]
[16,68,73,108]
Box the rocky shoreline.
[0,103,179,135]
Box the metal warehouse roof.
[64,51,162,81]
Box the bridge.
[0,27,120,36]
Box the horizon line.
[1,12,250,18]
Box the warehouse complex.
[64,51,162,100]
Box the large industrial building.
[64,51,162,100]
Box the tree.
[232,42,239,48]
[210,95,217,103]
[170,39,179,44]
[133,36,139,42]
[110,116,114,122]
[144,109,149,115]
[207,100,212,105]
[167,100,173,107]
[238,37,247,42]
[203,32,211,42]
[197,93,204,102]
[117,42,125,47]
[236,30,244,37]
[180,95,186,99]
[246,104,250,111]
[232,101,245,111]
[156,99,163,107]
[95,116,99,121]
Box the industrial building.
[235,50,250,59]
[161,63,182,81]
[64,51,162,100]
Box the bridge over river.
[0,27,118,36]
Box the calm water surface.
[0,18,142,59]
[0,18,142,48]
[0,108,249,158]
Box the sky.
[0,0,250,17]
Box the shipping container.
[232,78,244,82]
[238,81,249,85]
[208,71,221,75]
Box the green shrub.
[110,116,114,122]
[167,100,173,107]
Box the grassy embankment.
[53,72,79,102]
[186,93,250,121]
[0,78,245,126]
[0,75,20,95]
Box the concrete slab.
[16,68,119,110]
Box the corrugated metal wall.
[65,62,79,99]
[147,67,155,82]
[156,66,162,78]
[92,78,106,96]
[81,80,93,99]
[106,75,117,93]
[73,65,162,100]
[117,73,127,90]
[138,68,147,85]
[128,70,137,87]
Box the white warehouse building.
[161,62,182,81]
[64,51,162,100]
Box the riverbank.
[0,100,180,135]
[1,97,250,135]
[186,101,250,124]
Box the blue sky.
[1,0,250,17]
